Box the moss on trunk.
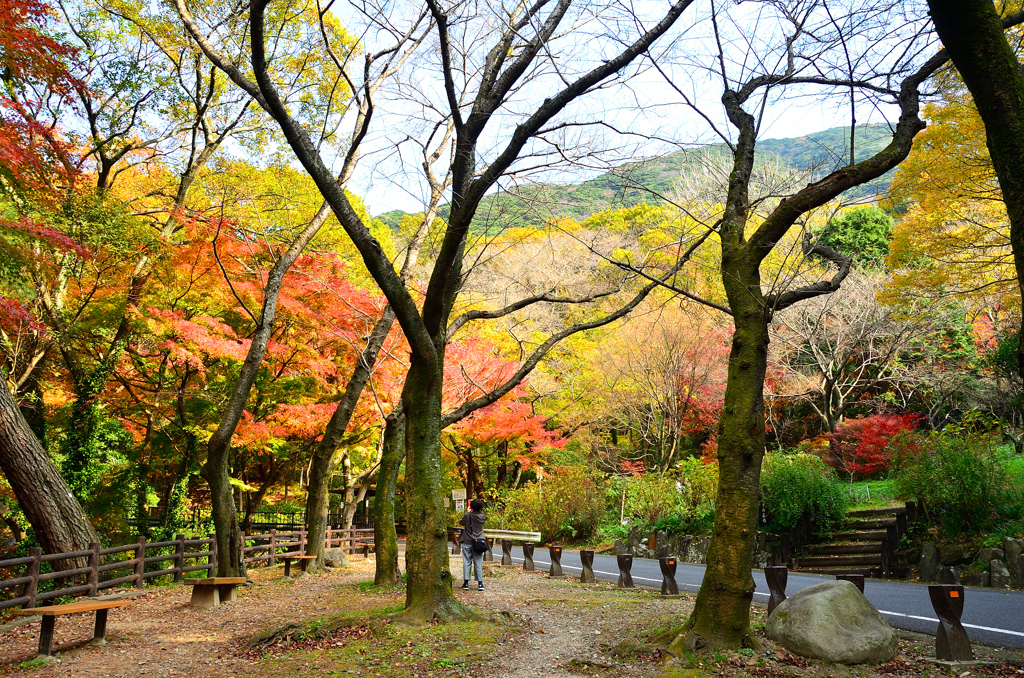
[400,355,470,621]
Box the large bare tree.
[178,0,696,618]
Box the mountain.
[375,125,895,232]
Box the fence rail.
[0,526,375,613]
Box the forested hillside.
[377,125,894,231]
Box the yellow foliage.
[883,95,1018,314]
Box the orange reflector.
[950,591,960,598]
[669,560,675,564]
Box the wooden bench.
[280,554,317,577]
[183,577,247,609]
[11,599,132,657]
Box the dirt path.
[1,555,1021,678]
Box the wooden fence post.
[269,529,277,567]
[349,527,356,554]
[209,537,217,576]
[88,542,100,596]
[25,547,42,608]
[299,525,306,554]
[173,534,185,583]
[326,526,332,551]
[239,531,247,567]
[134,535,147,588]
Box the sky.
[328,0,934,217]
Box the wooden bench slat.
[10,599,132,616]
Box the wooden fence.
[0,527,374,613]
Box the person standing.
[459,498,487,590]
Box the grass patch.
[246,605,520,678]
[846,479,897,509]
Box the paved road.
[489,545,1024,649]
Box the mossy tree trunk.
[374,408,405,585]
[401,355,466,620]
[926,0,1024,375]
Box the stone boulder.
[939,546,977,567]
[990,559,1012,589]
[961,570,988,587]
[766,580,898,664]
[937,566,960,585]
[919,543,938,583]
[1003,538,1022,588]
[323,548,350,568]
[977,547,1004,564]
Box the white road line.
[503,555,1024,640]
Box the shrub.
[623,474,681,525]
[500,466,606,542]
[825,414,922,479]
[759,452,849,535]
[619,460,718,535]
[892,433,1016,536]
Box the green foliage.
[818,206,894,268]
[759,452,849,535]
[616,459,718,535]
[892,433,1023,536]
[499,466,606,542]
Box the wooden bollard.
[929,585,973,661]
[484,537,495,562]
[836,573,865,593]
[616,554,634,588]
[765,566,788,615]
[501,539,513,567]
[580,549,596,584]
[548,545,564,577]
[659,556,679,596]
[451,529,461,555]
[522,543,535,571]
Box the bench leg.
[284,560,292,577]
[189,584,220,609]
[300,558,310,573]
[38,616,55,657]
[217,584,237,603]
[93,608,108,644]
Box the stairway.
[790,505,911,578]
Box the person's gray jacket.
[459,511,486,543]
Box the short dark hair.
[470,498,484,512]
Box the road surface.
[488,545,1024,649]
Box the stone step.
[805,542,884,555]
[844,517,896,530]
[846,506,907,518]
[833,530,888,541]
[792,553,882,568]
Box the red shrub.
[826,414,922,478]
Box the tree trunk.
[0,378,99,560]
[374,409,405,585]
[926,0,1024,376]
[304,306,397,566]
[401,355,468,621]
[680,255,765,650]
